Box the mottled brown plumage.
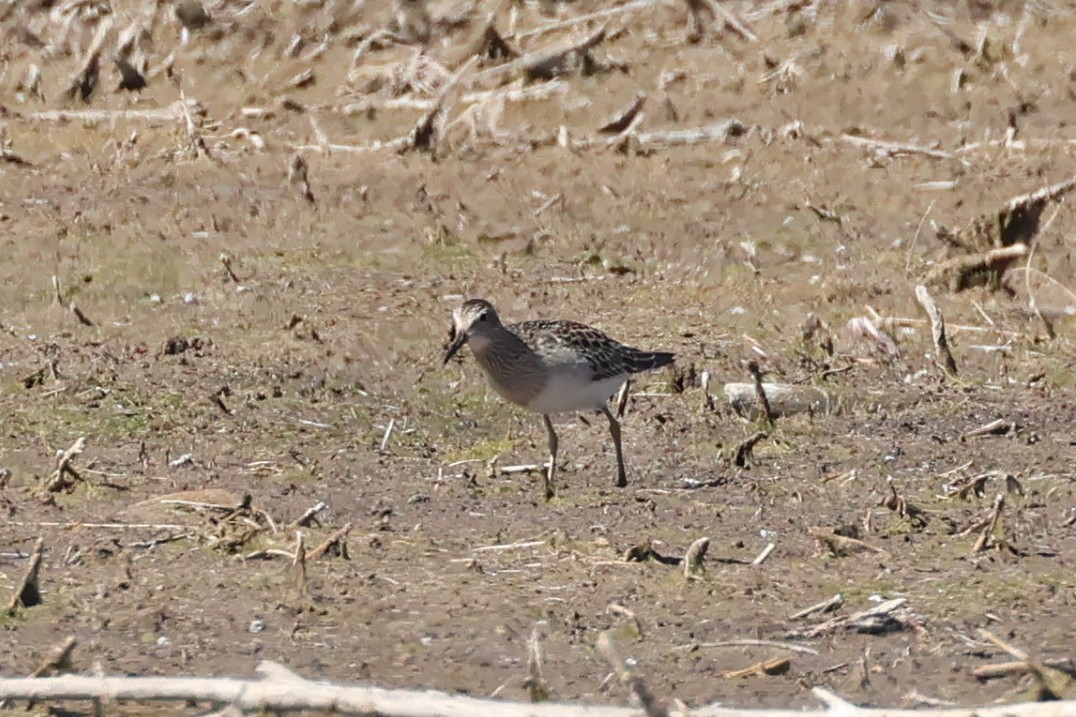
[443,298,674,499]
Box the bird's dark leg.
[600,405,627,488]
[542,414,558,501]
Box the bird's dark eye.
[478,313,488,322]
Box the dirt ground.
[1,0,1075,714]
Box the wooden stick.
[789,594,844,621]
[914,285,957,376]
[746,360,774,426]
[923,244,1028,293]
[838,133,953,161]
[2,666,1075,717]
[683,537,709,578]
[0,636,77,709]
[679,639,819,656]
[596,633,669,717]
[305,522,352,561]
[6,538,45,613]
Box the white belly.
[522,372,626,414]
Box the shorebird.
[443,298,674,499]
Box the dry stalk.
[746,360,774,427]
[288,501,328,529]
[786,597,917,639]
[928,176,1076,291]
[6,538,45,613]
[30,100,204,125]
[789,594,844,621]
[682,537,709,579]
[404,56,479,153]
[65,15,114,102]
[838,133,953,161]
[595,632,668,717]
[879,485,928,529]
[842,317,900,359]
[524,625,550,702]
[517,0,656,41]
[677,639,818,656]
[2,664,1076,716]
[971,494,1005,553]
[305,522,353,561]
[292,532,308,594]
[722,657,790,679]
[974,659,1076,681]
[288,154,316,203]
[42,437,88,494]
[731,431,767,468]
[474,25,607,87]
[808,527,889,558]
[607,604,644,641]
[924,244,1029,293]
[751,542,776,565]
[1023,242,1056,339]
[978,629,1072,700]
[914,285,957,376]
[0,635,78,710]
[598,94,647,135]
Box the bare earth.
[1,0,1075,714]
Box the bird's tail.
[625,349,675,374]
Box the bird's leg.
[542,414,558,501]
[601,405,627,488]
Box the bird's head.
[443,298,502,364]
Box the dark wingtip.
[631,350,675,373]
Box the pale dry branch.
[28,100,206,126]
[0,664,1075,717]
[596,633,669,717]
[6,538,45,613]
[305,522,352,561]
[292,532,308,593]
[1023,242,1056,340]
[517,0,660,41]
[745,360,774,426]
[973,659,1076,681]
[0,636,77,709]
[474,25,608,86]
[751,542,776,565]
[683,537,710,578]
[706,0,757,42]
[627,119,747,152]
[786,598,917,639]
[42,437,87,494]
[525,625,551,702]
[340,80,568,114]
[598,94,647,135]
[971,494,1006,553]
[722,658,790,679]
[404,56,479,153]
[287,501,328,529]
[808,527,890,558]
[288,154,316,203]
[925,245,1032,293]
[841,317,900,359]
[838,133,954,161]
[65,15,114,102]
[914,285,957,376]
[6,521,189,530]
[677,639,818,656]
[790,594,844,621]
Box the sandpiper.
[443,299,674,499]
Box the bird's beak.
[443,327,466,365]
